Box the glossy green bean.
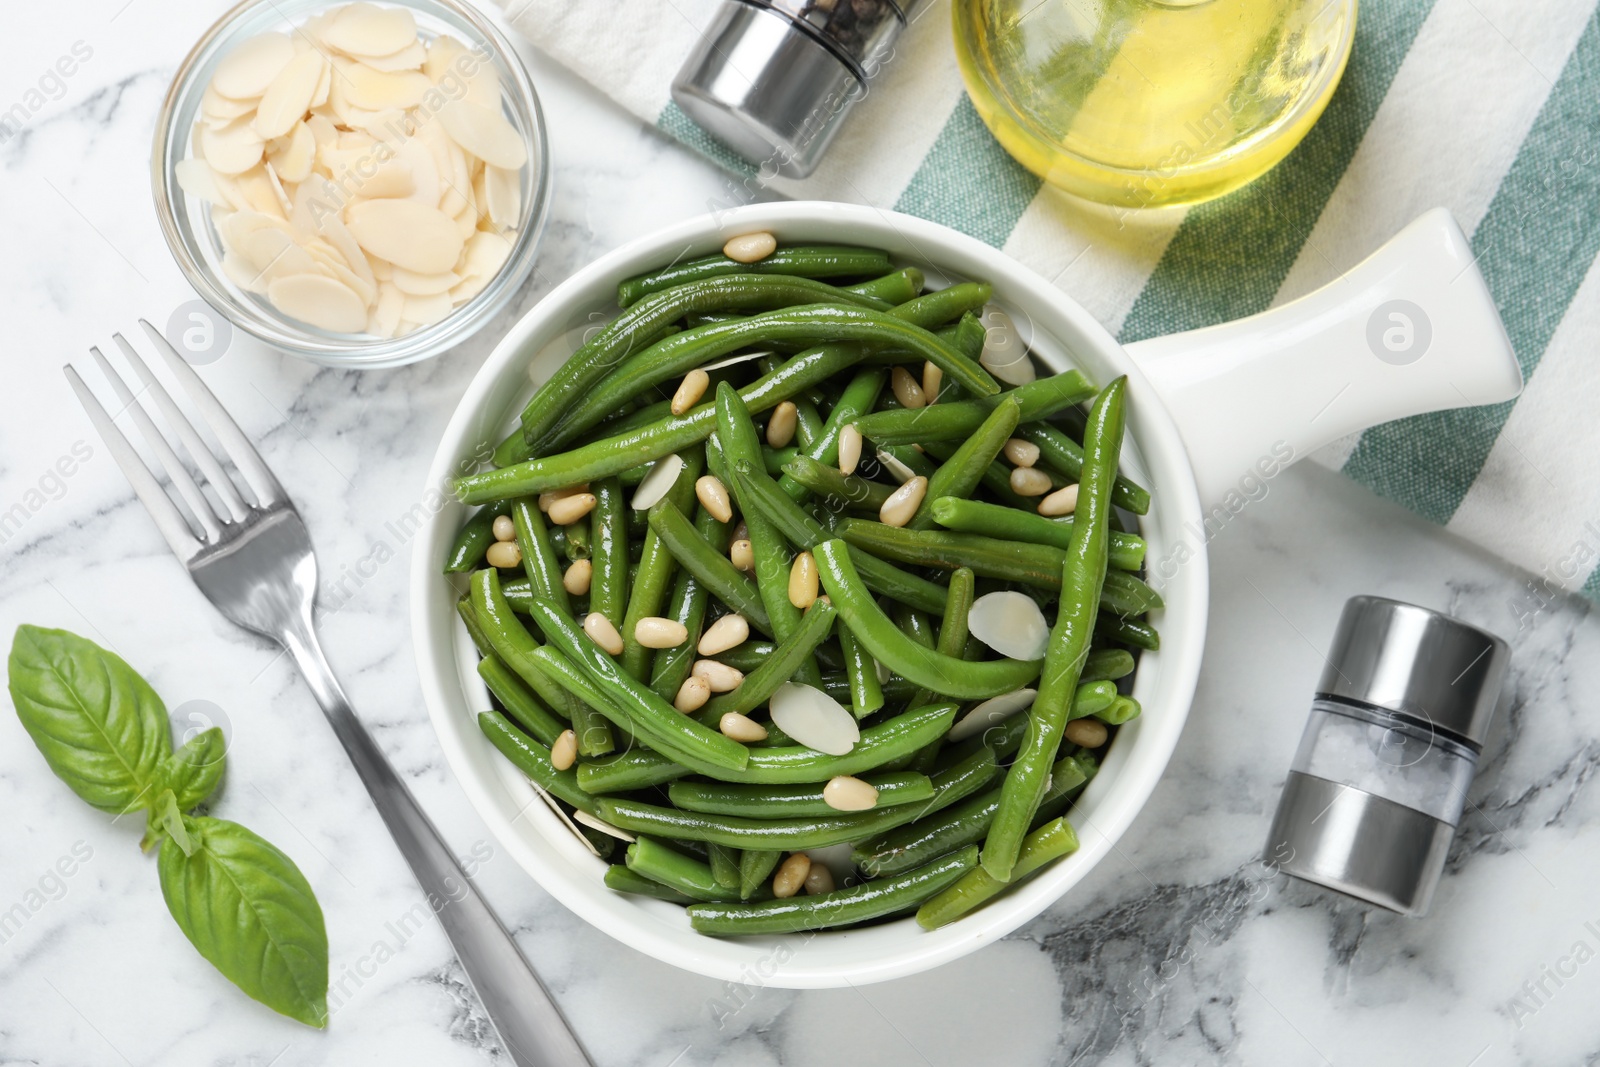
[521,598,752,773]
[814,539,1041,700]
[688,846,979,936]
[928,497,1146,571]
[1097,614,1161,651]
[616,246,893,307]
[1071,680,1119,719]
[1097,695,1142,725]
[626,836,742,903]
[837,623,884,720]
[511,498,569,611]
[1083,648,1136,682]
[604,864,695,903]
[781,455,893,509]
[777,369,887,501]
[588,478,628,624]
[1016,423,1150,515]
[706,843,742,891]
[478,655,566,747]
[477,710,598,816]
[619,448,704,680]
[919,818,1079,929]
[854,371,1095,447]
[444,499,512,572]
[738,849,783,899]
[456,595,493,657]
[668,771,935,818]
[647,497,773,635]
[563,515,592,560]
[983,377,1126,881]
[596,748,994,851]
[701,600,837,721]
[841,266,924,304]
[908,395,1021,529]
[905,568,976,771]
[576,747,690,793]
[648,504,728,699]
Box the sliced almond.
[200,117,266,175]
[948,689,1039,743]
[424,35,469,82]
[368,280,405,336]
[211,32,295,99]
[967,591,1050,661]
[483,164,520,230]
[268,273,368,333]
[175,158,226,203]
[403,290,453,326]
[266,121,316,183]
[769,683,859,756]
[254,50,326,139]
[345,198,462,273]
[202,83,256,122]
[339,61,431,112]
[438,100,527,170]
[394,136,440,205]
[391,266,460,296]
[360,39,426,73]
[458,230,510,281]
[630,454,684,511]
[322,2,419,59]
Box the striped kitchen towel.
[498,0,1600,611]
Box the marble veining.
[3,2,1599,1065]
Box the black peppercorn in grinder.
[671,0,928,179]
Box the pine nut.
[491,515,515,541]
[789,551,819,609]
[548,492,598,525]
[583,612,624,655]
[563,559,592,595]
[694,659,744,692]
[838,423,863,475]
[922,362,943,404]
[1004,438,1040,467]
[698,613,749,656]
[766,401,799,448]
[1010,466,1053,497]
[890,366,925,409]
[822,775,878,811]
[635,617,688,649]
[539,484,588,512]
[1064,718,1108,748]
[550,729,577,771]
[696,475,733,523]
[731,520,749,543]
[1038,482,1080,517]
[729,538,755,572]
[771,852,811,898]
[803,862,835,895]
[485,541,522,568]
[674,675,710,713]
[719,711,768,743]
[879,475,927,527]
[672,368,710,415]
[723,231,777,264]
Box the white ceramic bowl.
[410,201,1520,987]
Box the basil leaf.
[7,625,170,813]
[161,726,227,810]
[154,790,195,856]
[158,815,329,1028]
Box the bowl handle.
[1123,208,1522,510]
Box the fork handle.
[281,618,593,1067]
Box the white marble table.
[3,4,1598,1065]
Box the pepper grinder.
[672,0,928,179]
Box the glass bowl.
[152,0,551,368]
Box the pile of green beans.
[444,239,1160,936]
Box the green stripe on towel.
[894,94,1041,247]
[1118,0,1439,343]
[1342,9,1600,523]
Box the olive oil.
[953,0,1356,208]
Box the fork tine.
[90,345,223,542]
[137,318,287,508]
[110,332,251,522]
[64,365,202,561]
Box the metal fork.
[65,321,592,1067]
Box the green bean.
[444,500,512,572]
[1097,695,1142,725]
[478,655,566,747]
[1097,614,1160,651]
[920,817,1079,929]
[619,448,705,680]
[730,460,948,615]
[668,771,935,819]
[854,371,1094,447]
[894,604,936,649]
[706,641,777,673]
[476,710,598,816]
[469,568,615,756]
[781,454,893,510]
[854,752,1096,878]
[520,597,751,773]
[616,246,893,307]
[1071,680,1119,719]
[701,600,836,720]
[456,595,493,657]
[706,843,742,891]
[626,836,742,903]
[1083,648,1136,682]
[833,521,1163,615]
[739,849,783,899]
[841,266,924,305]
[792,398,825,451]
[983,377,1126,881]
[837,624,884,720]
[563,515,592,560]
[582,701,954,787]
[688,846,979,936]
[596,747,994,851]
[874,443,938,480]
[509,498,569,611]
[588,478,628,625]
[576,747,690,794]
[647,497,773,635]
[929,497,1146,571]
[648,504,727,700]
[1016,423,1150,515]
[814,539,1041,700]
[909,395,1021,529]
[781,369,886,500]
[905,568,977,770]
[604,864,696,904]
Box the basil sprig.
[8,625,329,1027]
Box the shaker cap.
[1316,596,1509,747]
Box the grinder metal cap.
[1316,595,1510,747]
[671,0,920,179]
